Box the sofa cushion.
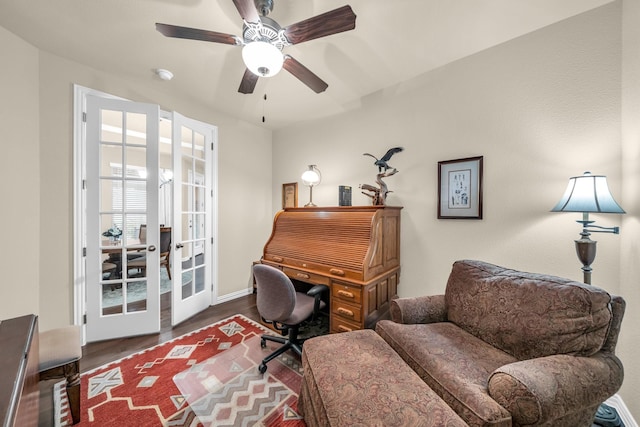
[300,329,468,427]
[445,260,613,359]
[376,320,515,427]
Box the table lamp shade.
[302,165,321,187]
[551,172,625,214]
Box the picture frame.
[282,182,298,209]
[438,156,483,219]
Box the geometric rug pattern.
[54,315,307,427]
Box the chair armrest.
[307,284,329,320]
[390,295,447,324]
[306,284,328,298]
[488,353,624,425]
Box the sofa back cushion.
[445,260,613,360]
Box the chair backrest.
[160,227,171,259]
[445,259,617,360]
[254,264,297,323]
[139,224,147,241]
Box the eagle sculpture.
[363,147,404,172]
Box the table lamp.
[551,171,625,284]
[301,165,321,207]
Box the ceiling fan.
[156,0,356,94]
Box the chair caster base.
[258,363,267,374]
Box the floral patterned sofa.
[374,259,625,426]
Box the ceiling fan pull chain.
[262,93,267,123]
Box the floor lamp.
[301,165,321,207]
[551,172,626,427]
[551,171,625,285]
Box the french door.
[171,113,214,325]
[79,87,217,342]
[85,95,161,341]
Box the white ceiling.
[0,0,613,130]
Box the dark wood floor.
[38,291,260,426]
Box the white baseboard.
[214,287,253,304]
[604,394,637,427]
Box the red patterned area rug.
[54,315,306,426]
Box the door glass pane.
[124,181,147,211]
[181,270,192,300]
[181,213,191,242]
[181,126,193,157]
[195,265,205,293]
[126,145,146,171]
[195,159,205,181]
[100,145,122,176]
[194,131,205,160]
[194,214,205,239]
[100,213,122,241]
[126,280,148,312]
[126,112,148,146]
[102,283,123,315]
[182,183,191,213]
[101,110,122,143]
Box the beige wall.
[620,0,640,417]
[274,2,639,419]
[0,26,40,318]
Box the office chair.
[253,264,328,374]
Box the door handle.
[147,245,156,252]
[176,243,184,249]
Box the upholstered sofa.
[374,259,625,426]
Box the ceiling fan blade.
[156,23,240,45]
[238,69,259,94]
[232,0,260,24]
[283,55,328,93]
[283,5,356,45]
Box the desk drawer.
[332,300,362,323]
[282,267,330,286]
[331,282,362,304]
[331,316,361,334]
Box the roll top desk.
[261,206,401,333]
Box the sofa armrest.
[390,295,447,324]
[488,353,624,425]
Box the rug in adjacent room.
[54,314,306,426]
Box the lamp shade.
[551,172,625,213]
[242,41,283,77]
[301,165,321,187]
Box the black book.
[339,185,352,206]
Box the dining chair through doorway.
[128,226,171,279]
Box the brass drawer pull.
[272,256,283,262]
[329,268,345,276]
[337,290,354,299]
[296,273,310,280]
[338,325,353,332]
[337,307,354,317]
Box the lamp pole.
[574,213,597,285]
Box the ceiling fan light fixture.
[242,41,283,77]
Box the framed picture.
[438,156,483,219]
[282,182,298,209]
